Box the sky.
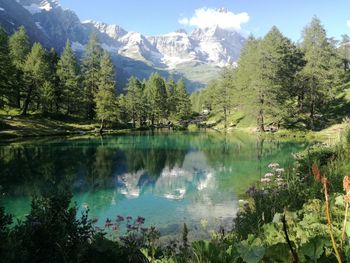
[59,0,350,41]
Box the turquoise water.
[0,131,308,238]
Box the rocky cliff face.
[0,0,245,91]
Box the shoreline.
[0,114,347,142]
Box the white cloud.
[347,20,350,28]
[178,7,249,31]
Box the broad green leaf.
[346,221,350,237]
[299,237,325,261]
[335,195,345,207]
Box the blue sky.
[60,0,350,41]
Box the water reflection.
[0,132,308,237]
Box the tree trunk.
[16,88,21,109]
[99,119,104,134]
[21,85,33,115]
[258,92,265,132]
[224,107,227,129]
[258,109,265,132]
[310,101,315,130]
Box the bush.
[187,124,198,132]
[344,125,350,146]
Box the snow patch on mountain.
[71,41,84,52]
[35,21,43,30]
[22,0,59,14]
[83,20,127,40]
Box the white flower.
[277,181,285,187]
[261,178,271,183]
[264,173,274,177]
[275,168,285,173]
[268,163,280,169]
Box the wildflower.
[312,163,321,182]
[344,193,350,203]
[268,163,279,169]
[275,168,285,173]
[116,215,124,223]
[246,186,256,196]
[261,178,271,183]
[136,216,145,224]
[264,173,274,177]
[277,181,285,187]
[276,178,284,182]
[343,176,350,193]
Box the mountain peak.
[82,20,127,40]
[216,7,228,13]
[175,29,188,34]
[18,0,60,14]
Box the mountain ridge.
[0,0,245,91]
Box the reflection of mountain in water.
[116,151,214,201]
[0,132,308,232]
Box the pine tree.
[40,81,55,114]
[234,36,265,130]
[9,26,30,108]
[235,28,304,131]
[81,32,102,119]
[0,27,15,109]
[213,67,235,129]
[57,40,80,115]
[166,76,176,119]
[174,79,191,121]
[95,50,117,132]
[338,35,350,72]
[47,48,60,113]
[257,26,304,126]
[124,76,143,127]
[144,73,167,125]
[300,17,342,129]
[22,43,50,115]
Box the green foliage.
[81,32,102,119]
[22,42,50,115]
[95,50,117,128]
[144,73,168,125]
[8,26,30,108]
[57,40,81,115]
[39,81,55,113]
[124,76,145,127]
[299,17,343,130]
[174,79,192,121]
[187,124,198,132]
[0,27,15,109]
[344,125,350,146]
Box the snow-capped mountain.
[0,0,245,91]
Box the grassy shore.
[0,109,101,140]
[1,108,348,142]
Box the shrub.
[187,124,198,132]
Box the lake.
[0,131,308,239]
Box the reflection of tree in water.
[0,133,308,199]
[198,134,308,193]
[0,135,190,196]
